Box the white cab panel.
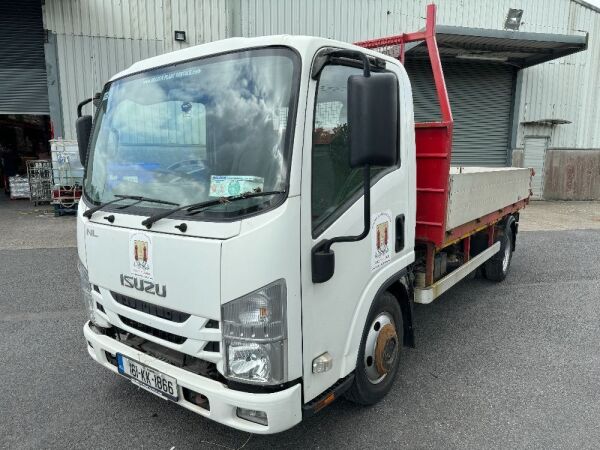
[84,220,222,319]
[220,197,303,381]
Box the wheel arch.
[498,213,518,251]
[385,274,415,348]
[508,214,518,251]
[342,268,415,367]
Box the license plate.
[117,354,178,401]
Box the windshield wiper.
[140,190,286,229]
[83,195,179,219]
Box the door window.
[311,64,388,234]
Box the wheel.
[483,225,513,282]
[345,291,403,405]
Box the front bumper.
[83,321,302,434]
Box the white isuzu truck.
[76,5,532,433]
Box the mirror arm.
[312,48,378,80]
[77,98,93,118]
[317,165,371,254]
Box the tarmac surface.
[1,198,600,449]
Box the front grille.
[204,341,220,352]
[119,316,187,344]
[205,319,219,329]
[109,325,225,383]
[112,291,191,323]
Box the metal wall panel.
[515,1,600,149]
[0,0,49,114]
[238,0,598,151]
[44,0,600,150]
[44,0,228,44]
[44,0,164,40]
[238,0,573,41]
[44,0,229,138]
[56,35,164,139]
[162,0,230,53]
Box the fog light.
[236,407,268,426]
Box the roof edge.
[572,0,600,15]
[435,25,588,46]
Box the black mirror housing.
[348,72,398,168]
[76,115,93,166]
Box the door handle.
[395,214,405,252]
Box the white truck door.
[299,59,415,402]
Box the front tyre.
[345,291,403,405]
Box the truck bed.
[446,166,531,230]
[414,125,532,248]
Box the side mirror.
[76,96,97,165]
[347,72,398,168]
[76,115,93,165]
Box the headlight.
[78,259,96,324]
[222,279,287,385]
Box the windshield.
[84,47,300,219]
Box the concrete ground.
[519,200,600,231]
[1,197,598,249]
[1,199,599,449]
[0,196,76,250]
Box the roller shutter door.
[405,59,515,167]
[0,0,49,114]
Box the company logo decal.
[371,210,393,271]
[129,232,154,281]
[119,274,167,298]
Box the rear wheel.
[483,225,513,282]
[345,291,403,405]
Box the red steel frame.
[356,3,454,250]
[356,4,529,286]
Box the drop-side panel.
[446,167,531,230]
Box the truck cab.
[78,35,414,433]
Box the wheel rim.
[363,312,399,384]
[502,239,511,272]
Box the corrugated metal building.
[33,0,600,199]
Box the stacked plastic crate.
[50,140,84,216]
[27,160,53,205]
[8,176,30,199]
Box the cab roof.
[109,35,400,82]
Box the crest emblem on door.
[371,210,393,271]
[376,222,389,252]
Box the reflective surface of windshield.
[84,47,299,219]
